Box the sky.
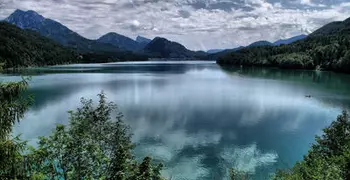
[1,0,350,51]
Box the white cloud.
[220,143,278,174]
[299,0,326,7]
[1,0,350,50]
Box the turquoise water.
[2,61,350,179]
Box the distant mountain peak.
[207,49,225,54]
[5,9,120,52]
[143,37,207,58]
[97,32,141,51]
[136,36,151,43]
[248,40,273,47]
[104,32,119,36]
[273,34,307,46]
[6,9,45,26]
[13,9,25,14]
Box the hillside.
[0,22,78,68]
[207,35,306,60]
[248,40,273,47]
[217,17,350,73]
[273,34,307,46]
[143,37,207,59]
[136,36,152,48]
[311,17,350,36]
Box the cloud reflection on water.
[6,62,346,179]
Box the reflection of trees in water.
[28,77,170,111]
[5,63,348,179]
[220,66,350,97]
[4,63,214,76]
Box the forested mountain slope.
[0,22,78,68]
[217,17,350,73]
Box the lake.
[1,61,350,180]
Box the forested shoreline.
[216,18,350,74]
[0,22,149,69]
[217,34,350,73]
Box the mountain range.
[96,32,143,51]
[143,37,207,58]
[5,9,310,61]
[136,36,152,48]
[217,16,350,73]
[3,8,348,72]
[4,9,206,59]
[273,34,307,46]
[5,9,119,53]
[207,34,307,54]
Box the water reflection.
[1,61,348,179]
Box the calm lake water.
[2,61,350,179]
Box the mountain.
[0,22,77,68]
[143,37,207,59]
[208,35,306,56]
[207,49,225,54]
[97,32,140,51]
[136,36,151,44]
[206,46,243,60]
[5,9,118,53]
[248,40,273,47]
[207,35,307,60]
[311,17,350,36]
[136,36,152,48]
[217,17,350,73]
[273,34,307,46]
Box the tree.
[0,79,32,179]
[0,79,31,139]
[26,92,163,180]
[275,111,350,180]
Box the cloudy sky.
[1,0,350,50]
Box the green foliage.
[0,22,78,68]
[0,135,28,179]
[0,62,4,71]
[0,79,31,139]
[20,92,163,180]
[275,111,350,180]
[0,78,163,179]
[229,168,249,180]
[0,79,32,179]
